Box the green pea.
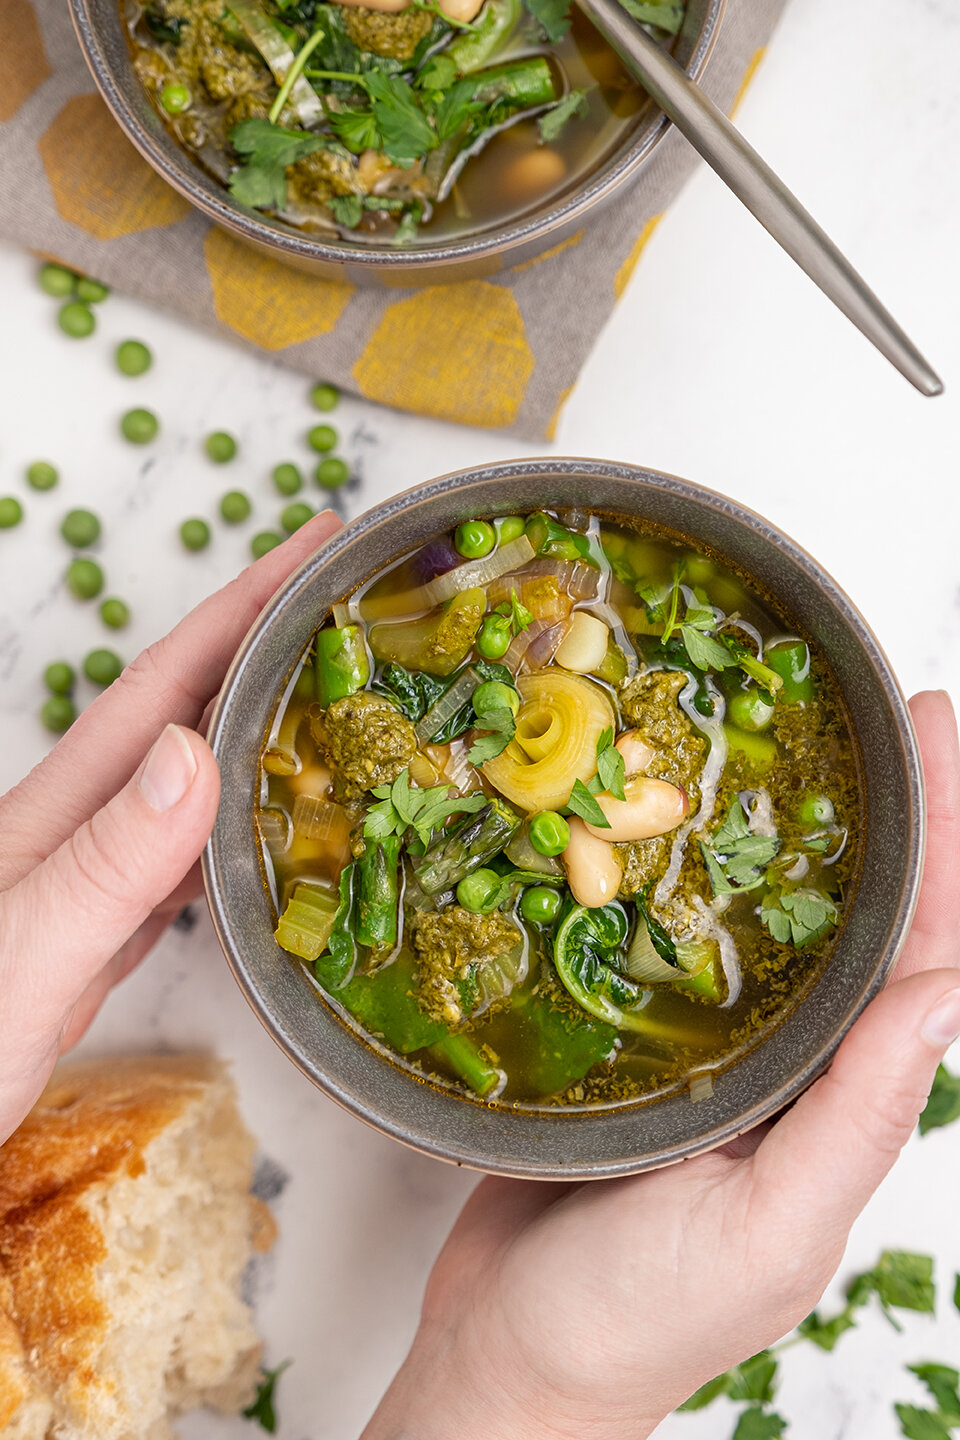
[272,462,302,496]
[75,277,109,304]
[115,340,152,377]
[475,613,512,660]
[727,687,775,733]
[315,456,349,490]
[495,515,525,545]
[0,497,24,529]
[310,382,339,412]
[798,793,835,829]
[473,680,519,717]
[251,529,283,558]
[60,508,101,548]
[281,502,314,533]
[58,301,96,339]
[99,597,130,629]
[84,648,124,687]
[455,519,496,559]
[41,694,76,733]
[307,423,338,454]
[121,407,159,444]
[520,885,562,925]
[43,661,75,694]
[205,430,237,463]
[66,557,104,599]
[160,82,191,114]
[456,867,504,914]
[26,460,59,490]
[219,489,251,524]
[529,811,570,857]
[179,518,211,552]
[39,263,76,298]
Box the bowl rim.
[203,456,925,1178]
[68,0,726,271]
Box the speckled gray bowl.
[203,458,924,1179]
[69,0,723,284]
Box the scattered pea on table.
[99,597,131,629]
[251,530,282,558]
[307,424,338,454]
[0,497,24,529]
[43,661,76,695]
[84,648,124,687]
[26,460,59,491]
[272,463,302,496]
[315,457,349,490]
[205,431,238,463]
[38,263,76,298]
[179,518,211,551]
[40,694,76,733]
[281,502,314,533]
[66,557,104,599]
[121,408,160,444]
[75,277,109,304]
[60,508,101,548]
[219,490,251,524]
[58,301,96,339]
[115,340,152,377]
[310,382,339,412]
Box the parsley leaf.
[677,1372,733,1411]
[894,1405,953,1440]
[596,727,626,801]
[242,1361,291,1434]
[468,706,515,767]
[907,1364,960,1423]
[566,777,610,828]
[538,86,592,143]
[494,587,534,637]
[846,1250,936,1328]
[732,1412,788,1440]
[919,1064,960,1135]
[681,622,736,671]
[524,0,571,42]
[327,193,364,227]
[363,769,486,848]
[701,798,780,895]
[366,72,437,162]
[954,1274,960,1315]
[729,1352,779,1405]
[760,887,838,948]
[229,120,332,209]
[433,77,487,140]
[329,105,382,153]
[618,0,684,31]
[797,1307,858,1352]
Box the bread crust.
[0,1055,258,1436]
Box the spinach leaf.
[919,1063,960,1135]
[314,863,356,990]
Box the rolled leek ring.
[515,704,562,762]
[483,670,615,813]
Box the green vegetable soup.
[260,510,862,1109]
[123,0,683,244]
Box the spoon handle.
[576,0,943,397]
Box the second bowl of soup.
[204,459,923,1176]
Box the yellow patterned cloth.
[1,0,785,436]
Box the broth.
[123,0,672,244]
[259,511,862,1111]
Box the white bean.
[614,729,656,776]
[554,612,609,674]
[585,777,688,842]
[563,817,623,907]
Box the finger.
[0,511,342,886]
[0,726,220,1048]
[893,691,960,979]
[749,969,960,1244]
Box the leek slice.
[483,670,614,812]
[227,0,325,127]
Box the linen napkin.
[0,0,785,437]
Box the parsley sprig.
[565,777,610,828]
[468,682,517,767]
[595,727,626,800]
[363,769,486,847]
[700,797,781,895]
[493,588,534,638]
[242,1360,292,1434]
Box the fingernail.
[921,989,960,1049]
[140,725,197,812]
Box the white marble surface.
[1,0,959,1433]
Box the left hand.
[0,511,341,1146]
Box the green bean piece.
[219,489,252,523]
[206,431,238,463]
[727,686,775,733]
[356,836,402,950]
[99,597,131,629]
[41,694,76,733]
[455,519,496,559]
[281,502,314,533]
[723,723,778,771]
[0,497,24,529]
[310,382,339,411]
[26,460,58,491]
[179,518,211,551]
[315,457,349,490]
[43,661,75,694]
[520,885,562,925]
[529,810,570,857]
[524,510,590,560]
[66,557,104,599]
[272,462,303,496]
[456,867,504,914]
[84,648,124,687]
[307,423,338,454]
[60,508,101,548]
[75,277,109,304]
[58,301,96,339]
[428,1033,503,1097]
[38,263,76,297]
[121,407,159,444]
[274,882,341,962]
[314,624,370,707]
[414,798,521,895]
[447,0,522,71]
[251,529,283,558]
[160,82,191,114]
[765,639,814,704]
[115,340,152,377]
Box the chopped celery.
[274,883,340,962]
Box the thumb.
[750,969,960,1239]
[2,725,220,1031]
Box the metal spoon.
[575,0,944,397]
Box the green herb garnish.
[364,769,486,847]
[919,1064,960,1135]
[701,797,781,895]
[595,727,626,800]
[566,777,610,828]
[538,86,591,143]
[242,1361,291,1434]
[493,587,534,638]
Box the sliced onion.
[622,919,679,983]
[504,618,568,673]
[292,793,350,842]
[257,805,293,854]
[504,825,564,877]
[414,666,478,746]
[331,601,360,629]
[688,1073,715,1103]
[227,0,325,127]
[357,534,535,621]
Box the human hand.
[0,511,341,1147]
[364,691,960,1440]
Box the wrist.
[361,1318,664,1440]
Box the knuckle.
[64,806,143,915]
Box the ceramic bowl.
[203,458,924,1178]
[68,0,723,284]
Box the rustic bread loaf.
[0,1055,276,1439]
